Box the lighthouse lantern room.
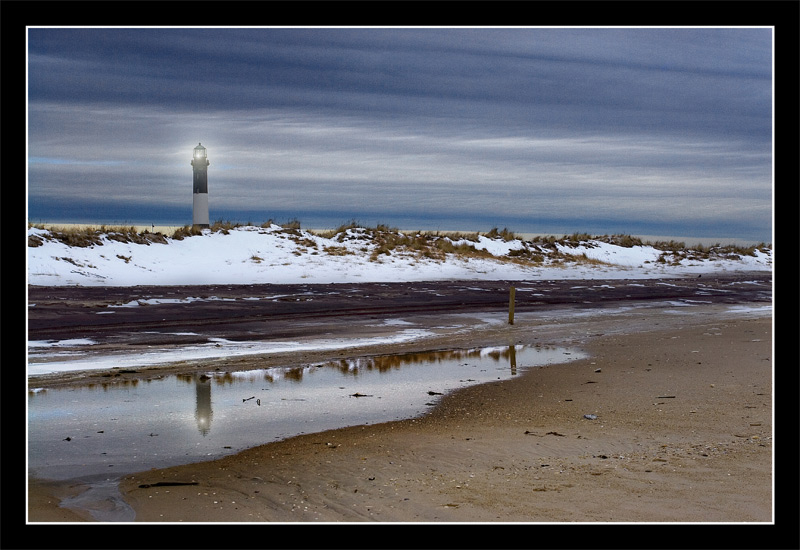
[191,143,210,229]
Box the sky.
[26,27,774,243]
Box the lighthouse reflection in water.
[28,345,584,482]
[192,374,213,436]
[182,345,531,438]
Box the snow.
[454,235,526,256]
[26,224,772,377]
[27,328,436,376]
[556,241,662,266]
[27,224,772,287]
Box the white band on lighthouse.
[191,143,210,229]
[193,193,209,227]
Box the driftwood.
[138,481,199,489]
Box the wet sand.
[29,307,773,524]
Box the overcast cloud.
[27,27,773,242]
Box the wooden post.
[508,286,515,325]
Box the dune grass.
[28,220,771,269]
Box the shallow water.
[28,345,584,484]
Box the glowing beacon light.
[191,143,210,229]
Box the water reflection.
[163,345,537,438]
[195,375,213,436]
[163,347,529,437]
[325,345,524,375]
[174,373,214,435]
[29,344,582,483]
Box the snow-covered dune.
[27,224,772,287]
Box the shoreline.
[28,306,773,523]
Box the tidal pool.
[28,344,584,484]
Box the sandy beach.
[28,305,773,524]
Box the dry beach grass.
[28,221,770,266]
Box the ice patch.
[726,304,772,315]
[27,329,437,376]
[28,338,97,348]
[382,319,415,326]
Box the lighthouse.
[191,143,210,229]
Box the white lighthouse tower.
[191,143,210,229]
